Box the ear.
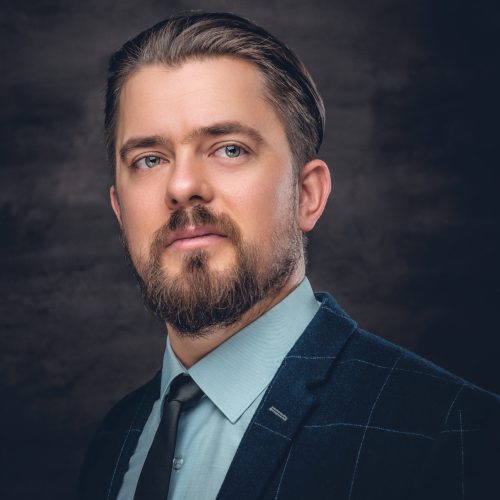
[109,185,123,226]
[298,159,331,232]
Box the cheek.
[118,186,167,257]
[224,173,295,241]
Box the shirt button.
[172,456,184,470]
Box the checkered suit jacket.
[78,293,500,499]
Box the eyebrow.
[183,121,264,145]
[118,121,264,163]
[119,135,170,163]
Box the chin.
[160,248,234,276]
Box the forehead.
[115,57,287,147]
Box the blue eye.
[133,155,163,169]
[143,156,162,168]
[224,145,242,158]
[214,144,248,159]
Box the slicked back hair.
[105,11,325,177]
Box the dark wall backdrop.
[1,0,499,498]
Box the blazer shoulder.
[345,327,500,428]
[352,326,467,385]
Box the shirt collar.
[160,277,320,424]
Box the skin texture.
[110,57,331,367]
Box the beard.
[122,204,303,337]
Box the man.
[78,12,500,500]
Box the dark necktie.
[134,374,204,500]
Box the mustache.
[152,205,242,253]
[168,204,218,231]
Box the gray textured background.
[1,0,499,498]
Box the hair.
[105,11,325,177]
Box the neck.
[167,263,305,368]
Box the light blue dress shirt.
[117,278,320,500]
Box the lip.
[165,226,227,249]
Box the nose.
[165,153,213,210]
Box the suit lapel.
[217,294,357,500]
[105,373,161,500]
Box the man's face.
[111,57,303,334]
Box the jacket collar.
[217,292,357,500]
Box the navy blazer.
[78,293,500,499]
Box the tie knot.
[167,374,204,411]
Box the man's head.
[107,12,331,336]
